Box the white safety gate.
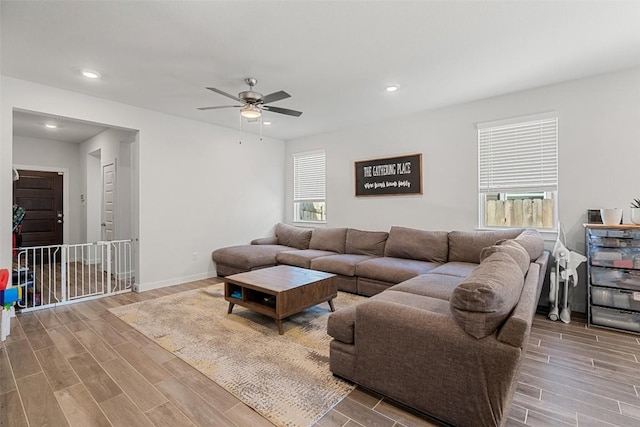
[13,240,134,312]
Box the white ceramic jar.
[600,208,623,226]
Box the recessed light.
[45,124,58,129]
[82,70,100,79]
[263,121,272,125]
[385,85,399,92]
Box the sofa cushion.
[356,278,395,297]
[369,290,451,315]
[346,229,389,257]
[212,244,294,270]
[448,229,523,263]
[276,223,312,249]
[356,257,440,284]
[310,254,377,277]
[512,229,545,261]
[310,227,347,254]
[480,240,530,275]
[276,249,336,269]
[390,274,465,301]
[384,226,449,263]
[329,289,453,345]
[427,262,478,278]
[450,252,525,339]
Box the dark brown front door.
[13,170,63,249]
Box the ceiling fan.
[198,77,303,120]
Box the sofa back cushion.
[275,223,312,249]
[448,229,523,263]
[309,227,347,254]
[384,226,449,263]
[480,239,530,275]
[450,252,525,339]
[346,229,389,257]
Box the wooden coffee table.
[224,265,337,334]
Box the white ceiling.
[13,110,110,143]
[2,1,640,141]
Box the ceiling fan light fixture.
[240,104,261,119]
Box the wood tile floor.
[2,277,640,426]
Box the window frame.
[477,112,558,231]
[292,149,326,224]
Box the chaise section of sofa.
[212,243,294,276]
[327,229,549,427]
[211,223,312,276]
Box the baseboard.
[115,270,133,280]
[135,272,218,292]
[83,257,101,266]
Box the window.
[293,150,326,223]
[478,113,558,230]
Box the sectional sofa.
[211,223,549,426]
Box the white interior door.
[102,162,116,241]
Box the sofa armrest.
[497,263,539,348]
[328,305,356,344]
[355,299,521,427]
[251,237,278,245]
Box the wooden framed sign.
[355,153,422,196]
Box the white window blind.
[293,150,326,201]
[478,117,558,193]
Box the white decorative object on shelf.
[600,208,622,226]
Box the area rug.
[109,283,365,427]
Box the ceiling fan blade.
[197,105,241,111]
[206,87,244,103]
[262,90,291,104]
[263,105,303,117]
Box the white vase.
[631,208,640,225]
[601,208,623,226]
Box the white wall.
[1,76,285,290]
[12,135,82,244]
[285,68,640,312]
[79,128,137,244]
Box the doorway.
[13,170,64,260]
[11,109,139,299]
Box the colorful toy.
[0,268,8,290]
[1,268,23,341]
[1,287,22,306]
